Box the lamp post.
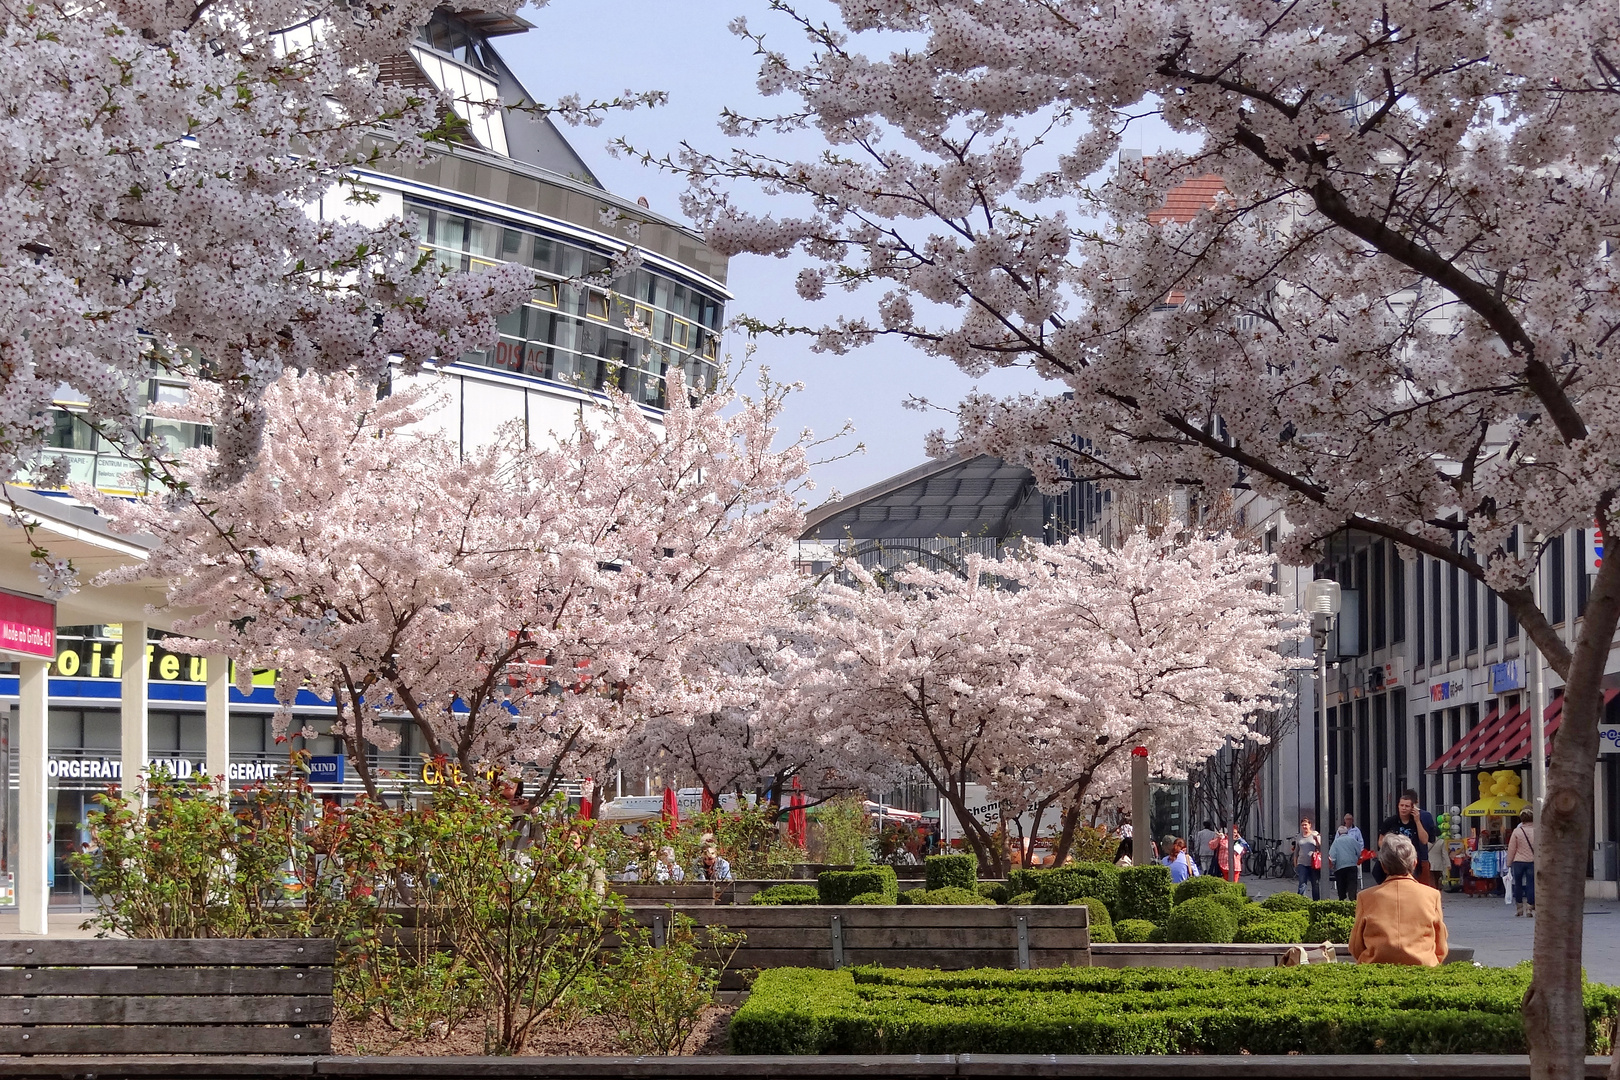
[1304,578,1342,832]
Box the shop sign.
[1601,726,1620,755]
[1489,660,1525,695]
[44,757,283,782]
[307,755,345,785]
[0,590,54,659]
[51,635,278,688]
[0,872,13,907]
[1430,680,1463,702]
[1589,527,1605,574]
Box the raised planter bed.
[1090,943,1476,968]
[625,903,1090,987]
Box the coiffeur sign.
[0,590,54,659]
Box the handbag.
[1311,850,1322,870]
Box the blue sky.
[499,0,1053,503]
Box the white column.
[120,621,148,803]
[16,658,48,935]
[205,654,230,795]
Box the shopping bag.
[1311,851,1322,870]
[1503,866,1515,905]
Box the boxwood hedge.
[750,883,820,905]
[817,866,898,905]
[896,885,994,906]
[1172,875,1239,906]
[1116,864,1172,924]
[1114,918,1158,943]
[730,964,1620,1056]
[1165,896,1238,943]
[1070,896,1114,942]
[925,853,977,891]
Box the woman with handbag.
[1504,808,1536,917]
[1294,817,1324,900]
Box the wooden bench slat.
[0,1056,320,1076]
[0,967,333,996]
[0,939,334,967]
[0,1024,330,1055]
[0,995,331,1024]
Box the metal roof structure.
[800,455,1045,542]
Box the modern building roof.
[800,455,1043,542]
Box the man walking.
[1378,789,1440,888]
[1194,820,1218,877]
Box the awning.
[1426,689,1619,773]
[1426,705,1505,774]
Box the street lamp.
[1304,578,1341,833]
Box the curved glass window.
[408,200,724,408]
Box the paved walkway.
[1242,870,1620,983]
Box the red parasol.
[787,776,807,849]
[661,786,680,833]
[579,777,594,821]
[701,788,715,813]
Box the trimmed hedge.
[1070,896,1114,942]
[1114,918,1158,943]
[751,883,820,906]
[1310,899,1358,918]
[1234,915,1306,944]
[731,964,1620,1056]
[1172,874,1238,906]
[818,866,898,905]
[1165,896,1238,943]
[926,853,977,891]
[1116,864,1172,924]
[1007,890,1036,905]
[845,891,888,905]
[898,886,994,906]
[1261,891,1311,913]
[978,882,1008,904]
[1031,862,1120,907]
[1308,911,1356,943]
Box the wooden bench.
[0,938,334,1055]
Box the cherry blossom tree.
[0,0,672,523]
[90,368,809,801]
[794,534,1297,876]
[672,3,1620,1068]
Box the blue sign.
[307,755,345,785]
[1489,659,1524,695]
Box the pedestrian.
[693,843,732,882]
[1293,816,1323,900]
[1209,828,1244,882]
[654,845,685,883]
[1349,834,1449,965]
[1341,812,1365,852]
[1163,837,1199,883]
[1378,789,1440,888]
[1504,808,1536,918]
[1113,819,1134,863]
[1194,820,1218,876]
[1328,824,1362,900]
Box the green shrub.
[925,853,977,891]
[1114,918,1159,943]
[1032,862,1119,907]
[731,965,1620,1055]
[1210,891,1249,914]
[1234,916,1306,944]
[979,882,1009,904]
[817,866,897,905]
[1261,891,1311,913]
[751,883,821,906]
[1164,896,1238,943]
[1309,899,1357,918]
[1007,890,1036,905]
[1006,868,1038,895]
[1172,874,1238,906]
[606,913,742,1055]
[903,886,995,906]
[845,891,889,905]
[1070,896,1115,942]
[1147,925,1167,942]
[1115,864,1172,924]
[1235,904,1276,927]
[1308,911,1356,943]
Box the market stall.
[1458,773,1528,896]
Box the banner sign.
[0,590,54,659]
[307,755,345,785]
[1489,660,1524,695]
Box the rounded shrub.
[1236,904,1282,927]
[1164,896,1239,943]
[925,853,977,891]
[1172,875,1238,906]
[1007,890,1036,905]
[818,866,898,905]
[1261,891,1311,913]
[978,882,1008,904]
[1210,891,1249,914]
[1234,917,1305,944]
[1308,899,1357,918]
[1307,911,1355,943]
[1069,896,1115,942]
[1114,918,1159,943]
[1147,925,1167,943]
[845,891,889,905]
[751,883,820,906]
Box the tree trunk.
[1525,553,1620,1080]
